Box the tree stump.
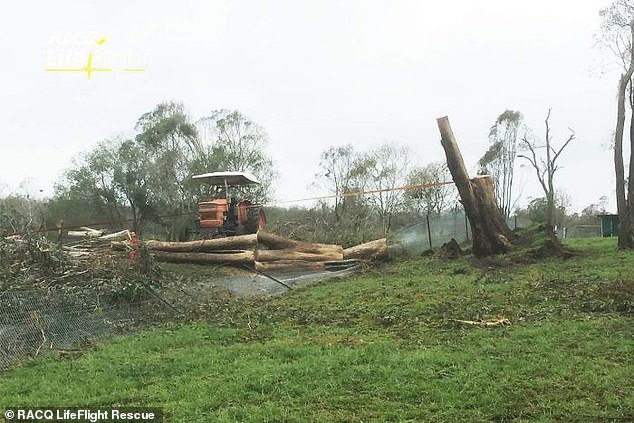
[437,116,515,256]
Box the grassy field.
[0,238,632,422]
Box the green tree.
[196,110,276,201]
[406,161,455,217]
[363,142,413,234]
[478,110,523,218]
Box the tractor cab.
[192,171,266,237]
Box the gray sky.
[0,0,625,212]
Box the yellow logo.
[45,35,146,80]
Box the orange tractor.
[192,171,266,237]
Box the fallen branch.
[451,318,511,327]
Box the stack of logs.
[113,231,388,271]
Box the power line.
[5,180,454,237]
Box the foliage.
[406,161,456,216]
[0,194,48,236]
[51,103,275,240]
[362,142,413,234]
[0,236,160,303]
[1,238,632,421]
[514,194,569,228]
[314,142,414,238]
[478,110,523,217]
[196,109,276,202]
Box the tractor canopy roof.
[192,171,260,186]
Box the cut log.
[99,229,134,241]
[257,231,342,254]
[151,250,255,265]
[254,260,325,272]
[145,234,257,252]
[255,249,343,262]
[437,116,515,256]
[68,229,104,238]
[343,238,388,261]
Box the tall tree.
[363,142,413,234]
[196,110,276,201]
[478,110,523,218]
[315,144,365,222]
[135,101,200,214]
[517,109,575,227]
[598,1,634,248]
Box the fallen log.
[255,249,343,262]
[145,234,257,252]
[68,229,104,238]
[343,238,388,261]
[151,250,255,265]
[99,229,134,241]
[254,260,325,272]
[257,231,342,254]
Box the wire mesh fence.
[389,210,532,254]
[0,287,167,371]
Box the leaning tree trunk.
[437,116,515,256]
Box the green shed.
[598,214,619,237]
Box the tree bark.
[151,250,255,265]
[145,234,257,252]
[616,73,634,248]
[342,238,388,260]
[255,249,343,262]
[437,116,515,256]
[257,231,343,254]
[614,20,634,249]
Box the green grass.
[1,237,632,422]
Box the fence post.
[57,220,64,247]
[426,214,432,250]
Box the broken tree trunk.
[342,238,388,261]
[145,234,257,252]
[255,249,343,262]
[437,116,515,256]
[151,250,255,265]
[257,231,343,254]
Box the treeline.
[16,103,275,240]
[264,143,458,246]
[0,102,607,244]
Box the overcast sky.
[0,0,626,212]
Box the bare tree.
[518,109,575,227]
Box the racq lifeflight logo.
[45,30,148,80]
